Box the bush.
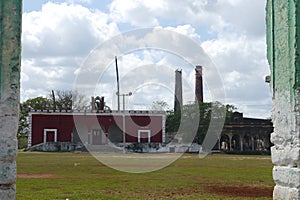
[18,137,28,149]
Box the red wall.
[125,116,163,142]
[31,113,163,146]
[31,114,74,146]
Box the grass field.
[16,152,274,200]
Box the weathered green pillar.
[0,1,22,199]
[266,0,300,199]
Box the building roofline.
[29,109,165,116]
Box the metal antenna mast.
[52,90,56,110]
[115,56,120,111]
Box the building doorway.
[138,130,151,143]
[91,129,106,145]
[43,129,57,143]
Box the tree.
[150,100,169,111]
[165,101,236,144]
[17,90,89,149]
[48,90,89,110]
[18,96,49,149]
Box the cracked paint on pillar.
[0,0,22,199]
[267,0,300,199]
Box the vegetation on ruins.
[17,90,88,149]
[165,101,236,144]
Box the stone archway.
[243,134,253,151]
[254,134,264,151]
[231,134,240,151]
[220,134,230,151]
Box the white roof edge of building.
[29,109,166,115]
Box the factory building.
[28,96,165,152]
[173,65,273,153]
[29,65,273,153]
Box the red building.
[28,110,165,149]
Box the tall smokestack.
[174,69,183,112]
[195,65,203,102]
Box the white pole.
[123,94,125,111]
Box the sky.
[21,0,272,118]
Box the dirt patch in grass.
[204,185,273,198]
[17,174,56,178]
[136,186,203,199]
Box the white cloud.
[73,27,220,110]
[67,0,93,4]
[165,25,201,42]
[202,34,271,118]
[109,0,266,39]
[109,0,168,26]
[216,0,266,38]
[21,2,120,101]
[224,70,242,88]
[22,2,119,58]
[21,0,271,118]
[109,0,227,33]
[202,35,269,81]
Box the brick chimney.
[195,65,203,102]
[174,69,183,112]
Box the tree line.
[165,101,236,144]
[18,90,89,148]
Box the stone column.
[228,134,232,151]
[266,0,300,199]
[251,136,255,151]
[0,1,22,199]
[239,134,243,152]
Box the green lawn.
[16,152,274,200]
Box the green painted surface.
[266,0,300,102]
[266,0,273,92]
[0,0,22,101]
[0,1,21,197]
[267,1,300,197]
[295,1,300,90]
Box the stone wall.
[0,1,22,199]
[266,0,300,199]
[29,142,78,152]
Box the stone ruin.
[266,0,300,199]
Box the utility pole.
[115,56,120,111]
[52,90,56,110]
